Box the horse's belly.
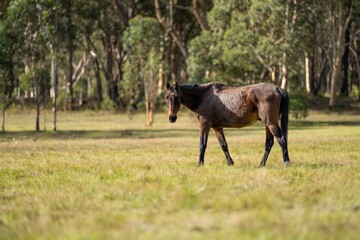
[231,113,258,128]
[213,112,259,128]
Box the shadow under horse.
[165,82,291,167]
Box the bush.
[100,95,116,112]
[290,92,308,119]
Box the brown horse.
[165,82,291,167]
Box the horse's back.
[208,82,282,127]
[208,83,259,128]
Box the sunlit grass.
[1,110,360,239]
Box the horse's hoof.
[284,161,291,167]
[198,162,204,167]
[227,161,234,166]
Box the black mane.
[179,84,198,91]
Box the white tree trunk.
[305,52,311,94]
[1,92,5,132]
[51,49,58,131]
[281,53,288,90]
[329,4,352,107]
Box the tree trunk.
[349,46,360,100]
[51,48,58,131]
[43,84,46,131]
[93,57,103,107]
[153,0,189,66]
[102,32,118,103]
[1,91,5,132]
[192,0,209,31]
[340,21,351,97]
[329,3,352,107]
[34,66,40,132]
[281,0,297,90]
[305,52,310,94]
[145,70,156,127]
[144,76,150,126]
[67,0,74,110]
[281,53,288,90]
[310,16,319,95]
[87,37,104,107]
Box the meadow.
[1,109,360,239]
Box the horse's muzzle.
[169,115,177,123]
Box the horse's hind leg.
[260,126,274,167]
[267,124,291,167]
[214,128,234,165]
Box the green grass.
[1,110,360,239]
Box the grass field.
[1,109,360,239]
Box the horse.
[165,81,291,167]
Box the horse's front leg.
[198,125,210,166]
[213,128,234,165]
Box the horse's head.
[166,82,181,123]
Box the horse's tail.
[278,87,289,139]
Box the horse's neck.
[180,84,210,111]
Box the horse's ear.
[166,82,171,90]
[175,82,180,92]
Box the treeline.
[0,0,359,131]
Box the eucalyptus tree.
[5,0,48,130]
[41,0,68,130]
[123,16,163,126]
[328,0,353,107]
[190,0,294,86]
[153,0,209,83]
[75,0,139,107]
[0,21,15,132]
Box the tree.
[6,0,43,130]
[2,0,360,124]
[329,0,352,107]
[65,0,75,110]
[153,0,206,83]
[189,0,289,85]
[123,16,164,126]
[0,21,15,132]
[76,0,139,107]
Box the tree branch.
[192,0,209,31]
[153,0,189,64]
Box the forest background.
[0,0,359,131]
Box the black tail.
[278,88,289,139]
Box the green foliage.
[18,72,33,91]
[56,89,68,110]
[0,20,15,97]
[1,0,360,113]
[123,16,162,58]
[120,61,140,111]
[190,0,288,84]
[122,16,165,111]
[19,68,50,93]
[290,92,309,119]
[100,95,116,112]
[349,85,359,98]
[37,68,50,93]
[73,77,87,96]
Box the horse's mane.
[180,82,227,94]
[180,84,199,91]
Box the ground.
[0,109,359,239]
